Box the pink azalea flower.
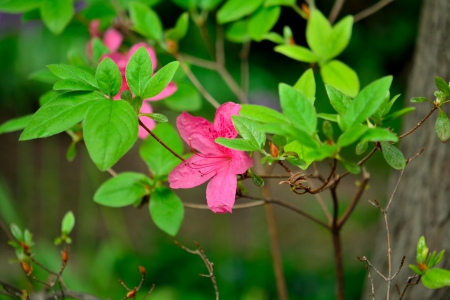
[168,102,253,214]
[86,20,122,57]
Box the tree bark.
[363,0,450,299]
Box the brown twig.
[240,41,251,98]
[106,168,118,177]
[139,120,185,162]
[307,159,337,194]
[365,265,375,300]
[179,53,217,70]
[329,0,346,24]
[0,216,14,241]
[399,274,421,300]
[307,179,333,223]
[175,241,219,300]
[354,0,395,23]
[399,107,437,139]
[277,161,292,174]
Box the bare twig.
[329,0,346,24]
[175,241,219,300]
[106,168,118,177]
[354,0,395,23]
[399,107,438,139]
[179,53,217,70]
[357,256,387,280]
[365,265,375,300]
[399,274,421,300]
[240,41,251,97]
[308,159,337,194]
[307,179,333,223]
[0,216,14,241]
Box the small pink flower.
[168,102,253,214]
[87,20,122,57]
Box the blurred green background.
[0,0,422,299]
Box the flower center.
[186,138,231,177]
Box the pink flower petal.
[89,20,100,37]
[169,155,216,188]
[213,102,240,139]
[102,52,128,71]
[103,28,123,53]
[176,112,220,155]
[230,150,253,174]
[145,82,177,101]
[128,43,157,72]
[138,102,155,139]
[206,167,236,213]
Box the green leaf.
[129,1,162,41]
[306,9,332,59]
[217,0,264,24]
[337,125,368,147]
[61,211,75,235]
[376,93,400,118]
[317,113,338,122]
[344,76,392,129]
[380,141,405,170]
[232,116,265,148]
[139,123,183,177]
[20,92,104,140]
[341,160,361,174]
[225,20,250,43]
[321,60,359,98]
[294,69,315,103]
[94,172,152,207]
[435,76,450,96]
[142,61,179,98]
[248,5,280,41]
[47,64,98,89]
[84,100,138,171]
[150,186,184,236]
[422,268,450,289]
[66,142,77,162]
[260,123,319,149]
[171,0,197,9]
[324,15,353,60]
[249,170,264,187]
[53,79,97,92]
[163,82,202,111]
[435,109,450,143]
[410,97,429,103]
[29,68,59,84]
[39,90,61,106]
[23,230,33,246]
[40,0,74,35]
[199,0,223,10]
[433,250,445,267]
[409,264,424,275]
[325,84,352,116]
[263,32,284,44]
[284,140,315,170]
[264,0,294,6]
[417,236,427,264]
[0,115,33,135]
[92,38,110,64]
[309,144,338,161]
[10,224,23,241]
[215,138,260,151]
[0,0,41,13]
[240,104,289,124]
[322,121,333,140]
[355,139,368,155]
[274,45,318,63]
[383,107,415,123]
[166,12,189,41]
[279,83,317,134]
[361,128,398,143]
[125,47,152,97]
[96,57,122,97]
[272,135,286,146]
[140,113,168,123]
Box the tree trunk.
[363,0,450,299]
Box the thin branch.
[277,161,292,174]
[354,0,395,23]
[240,41,251,98]
[308,159,337,194]
[365,265,375,300]
[0,216,14,241]
[139,120,185,162]
[399,274,421,300]
[399,107,437,139]
[175,241,219,300]
[392,256,406,280]
[357,256,387,280]
[174,53,221,108]
[329,0,346,24]
[307,179,333,224]
[106,168,117,177]
[179,53,217,70]
[340,146,378,179]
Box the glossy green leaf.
[380,141,405,170]
[361,128,398,143]
[142,61,179,98]
[275,45,318,63]
[125,47,152,97]
[433,250,445,267]
[263,32,284,44]
[435,109,450,143]
[140,123,183,177]
[20,92,104,140]
[61,211,75,235]
[163,82,202,112]
[240,104,289,124]
[129,1,162,41]
[337,125,368,147]
[232,116,265,148]
[317,113,338,122]
[417,236,427,264]
[199,0,223,10]
[322,121,333,140]
[376,93,399,118]
[248,5,280,41]
[306,9,332,58]
[150,186,184,236]
[294,68,315,103]
[10,224,23,241]
[47,64,98,89]
[250,171,265,187]
[284,140,315,170]
[0,0,41,13]
[383,107,415,123]
[344,76,392,129]
[0,115,33,135]
[53,79,96,91]
[96,57,122,97]
[264,0,294,6]
[410,97,429,103]
[409,264,424,276]
[279,83,317,134]
[324,15,353,60]
[215,138,260,151]
[260,123,319,148]
[140,113,168,123]
[28,68,59,84]
[84,100,138,171]
[422,268,450,289]
[355,139,368,155]
[325,84,351,116]
[39,90,61,106]
[435,76,450,96]
[92,38,110,64]
[94,172,152,207]
[225,20,250,43]
[342,161,361,174]
[166,12,189,41]
[217,0,263,24]
[40,0,74,35]
[272,135,286,146]
[321,60,359,98]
